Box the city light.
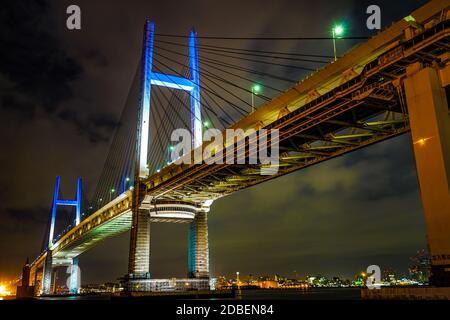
[169,145,175,151]
[203,121,210,128]
[0,284,10,296]
[125,177,130,182]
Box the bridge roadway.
[30,0,449,275]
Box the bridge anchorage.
[24,1,450,296]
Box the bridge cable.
[154,38,335,59]
[153,54,249,116]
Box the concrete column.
[51,269,58,294]
[188,210,209,278]
[404,63,450,286]
[69,257,80,294]
[128,209,151,278]
[42,251,53,295]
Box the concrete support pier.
[188,210,210,279]
[69,257,80,294]
[126,201,211,292]
[128,209,151,279]
[42,251,53,295]
[404,62,450,286]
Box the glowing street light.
[251,84,261,112]
[123,177,131,192]
[331,23,345,61]
[334,25,344,36]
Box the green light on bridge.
[333,25,344,37]
[252,84,261,94]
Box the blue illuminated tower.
[48,176,82,248]
[137,20,202,178]
[127,21,209,290]
[43,176,82,295]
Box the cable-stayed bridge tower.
[126,20,210,291]
[42,176,82,295]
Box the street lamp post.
[331,24,344,62]
[251,84,261,112]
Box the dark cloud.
[0,0,118,144]
[0,0,83,115]
[0,92,36,119]
[4,206,48,226]
[57,108,119,143]
[82,49,109,68]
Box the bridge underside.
[52,209,133,265]
[143,19,449,202]
[146,87,408,203]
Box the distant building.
[409,250,431,284]
[16,258,35,298]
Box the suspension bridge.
[19,0,450,295]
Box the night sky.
[0,0,430,284]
